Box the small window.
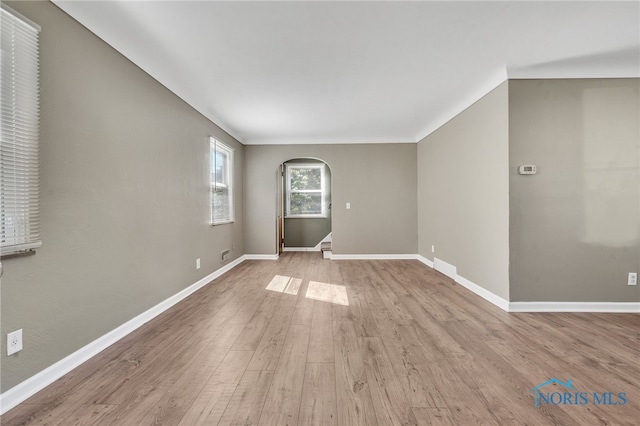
[285,163,326,218]
[1,5,41,256]
[210,138,234,225]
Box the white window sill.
[1,242,42,258]
[211,220,235,226]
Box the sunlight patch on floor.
[283,278,302,295]
[265,275,302,295]
[305,281,349,306]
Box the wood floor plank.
[441,319,593,425]
[246,292,298,371]
[136,323,246,425]
[307,300,334,363]
[94,307,244,406]
[227,288,271,326]
[55,404,118,426]
[177,350,254,426]
[3,346,150,426]
[298,363,337,426]
[345,288,380,338]
[94,321,245,425]
[291,281,315,325]
[231,291,281,351]
[411,407,455,426]
[367,262,416,325]
[217,370,274,426]
[328,262,352,323]
[340,261,380,337]
[333,320,378,426]
[125,261,259,349]
[258,323,311,426]
[421,357,502,425]
[360,337,416,426]
[393,324,447,408]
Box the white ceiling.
[53,1,639,145]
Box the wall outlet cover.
[7,329,23,356]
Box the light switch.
[346,202,351,209]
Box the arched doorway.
[277,158,332,254]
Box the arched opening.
[276,158,332,255]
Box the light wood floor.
[2,252,639,425]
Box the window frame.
[285,163,327,218]
[210,138,235,225]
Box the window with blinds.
[1,5,41,256]
[210,138,234,225]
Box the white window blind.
[1,5,41,255]
[210,138,234,225]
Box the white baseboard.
[330,254,419,260]
[425,256,510,312]
[455,274,510,312]
[0,255,248,415]
[418,256,638,314]
[244,254,279,260]
[508,302,640,313]
[416,255,434,268]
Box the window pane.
[290,193,322,215]
[212,187,231,222]
[213,151,227,185]
[290,167,321,191]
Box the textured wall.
[1,1,244,392]
[417,82,510,300]
[509,79,640,302]
[244,144,417,255]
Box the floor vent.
[221,249,230,262]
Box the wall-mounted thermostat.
[518,165,537,175]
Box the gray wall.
[283,159,332,248]
[1,1,244,392]
[509,79,640,302]
[245,144,417,255]
[417,82,510,300]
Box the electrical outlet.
[346,202,351,209]
[7,329,23,356]
[629,272,637,286]
[196,258,200,270]
[431,245,435,253]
